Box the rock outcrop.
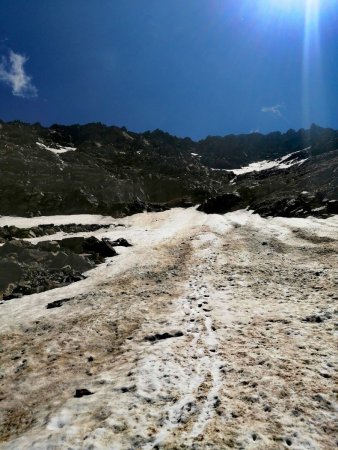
[197,193,243,214]
[0,235,124,300]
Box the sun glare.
[248,0,327,127]
[302,0,324,126]
[260,0,325,127]
[261,0,322,20]
[269,0,320,12]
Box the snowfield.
[36,142,77,154]
[211,150,309,176]
[0,208,337,449]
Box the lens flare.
[264,0,320,15]
[302,0,326,127]
[254,0,327,127]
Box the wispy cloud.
[0,50,37,98]
[261,104,282,117]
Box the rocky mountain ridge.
[0,120,337,217]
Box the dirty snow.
[0,207,337,449]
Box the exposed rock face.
[0,120,230,217]
[251,193,330,218]
[0,120,337,218]
[199,125,338,167]
[197,193,243,214]
[200,150,338,218]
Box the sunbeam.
[302,0,326,127]
[247,0,328,128]
[256,0,322,17]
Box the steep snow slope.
[0,208,337,449]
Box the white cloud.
[0,50,37,98]
[261,104,282,117]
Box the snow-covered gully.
[0,208,337,449]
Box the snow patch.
[36,142,76,154]
[212,150,309,175]
[0,214,116,228]
[122,131,134,141]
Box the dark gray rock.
[48,252,92,272]
[108,238,132,247]
[83,237,117,258]
[0,261,23,290]
[58,237,86,254]
[144,331,184,342]
[74,389,94,398]
[36,241,60,252]
[197,192,243,214]
[46,298,71,309]
[0,234,120,300]
[327,200,338,214]
[0,240,29,258]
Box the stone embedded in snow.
[46,298,71,309]
[74,389,94,398]
[144,330,184,342]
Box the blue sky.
[0,0,337,139]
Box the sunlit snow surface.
[0,214,116,228]
[211,150,309,175]
[1,207,337,449]
[36,141,77,154]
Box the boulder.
[83,237,117,258]
[58,237,86,254]
[197,192,243,214]
[48,252,92,272]
[0,240,30,258]
[58,236,117,259]
[327,200,338,214]
[0,261,23,291]
[109,238,132,247]
[36,241,60,252]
